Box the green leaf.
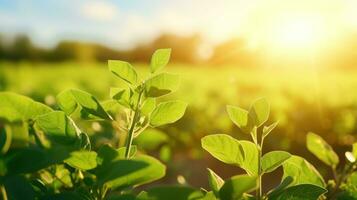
[150,101,187,127]
[150,48,171,73]
[141,98,156,116]
[0,92,52,122]
[35,111,77,145]
[353,143,357,159]
[240,140,259,176]
[226,105,253,134]
[64,151,97,170]
[306,132,339,167]
[262,121,278,138]
[57,89,112,120]
[248,98,270,127]
[108,60,137,84]
[110,87,131,108]
[145,73,180,97]
[201,134,244,166]
[269,184,327,200]
[97,155,165,189]
[282,155,325,187]
[207,168,224,197]
[136,186,204,200]
[261,151,291,173]
[219,175,257,200]
[135,129,168,150]
[0,127,11,154]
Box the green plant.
[306,132,357,199]
[201,98,328,200]
[0,48,189,199]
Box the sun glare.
[268,16,326,51]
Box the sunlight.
[268,15,326,51]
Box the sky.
[1,0,357,50]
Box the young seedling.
[201,98,327,200]
[0,49,188,200]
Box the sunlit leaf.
[0,92,52,122]
[263,121,278,138]
[248,98,270,127]
[282,155,325,187]
[207,168,224,197]
[306,132,339,167]
[226,105,253,134]
[201,134,244,166]
[261,151,291,173]
[150,48,171,73]
[108,60,137,84]
[145,73,180,97]
[150,101,187,127]
[64,151,97,170]
[56,89,112,120]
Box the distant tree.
[210,38,257,67]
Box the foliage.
[0,49,190,200]
[201,98,331,200]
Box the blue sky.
[1,0,356,50]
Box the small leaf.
[282,155,325,187]
[219,175,257,200]
[226,105,253,134]
[207,168,224,197]
[136,186,204,200]
[263,121,278,138]
[306,132,339,167]
[150,101,187,127]
[64,151,97,170]
[248,98,270,127]
[269,184,327,200]
[201,134,244,166]
[110,87,131,108]
[150,48,171,73]
[108,60,137,84]
[57,89,112,120]
[261,151,291,173]
[145,73,180,97]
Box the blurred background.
[1,0,357,192]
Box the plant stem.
[256,145,262,200]
[124,91,143,159]
[1,186,7,200]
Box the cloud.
[81,1,119,21]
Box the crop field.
[1,58,357,199]
[2,1,357,199]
